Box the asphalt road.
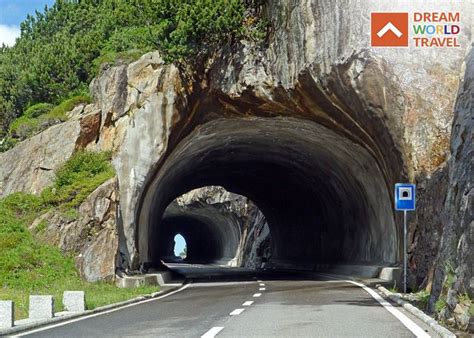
[18,273,438,338]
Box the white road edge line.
[346,280,430,338]
[259,287,266,291]
[253,293,262,297]
[201,326,224,338]
[242,301,253,306]
[230,308,245,316]
[15,283,193,337]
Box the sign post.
[395,183,416,293]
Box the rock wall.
[428,48,473,331]
[31,178,119,282]
[409,165,449,291]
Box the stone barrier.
[63,291,85,312]
[0,301,14,328]
[29,295,54,319]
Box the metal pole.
[403,209,407,293]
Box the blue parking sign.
[395,183,416,211]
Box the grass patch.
[0,151,142,320]
[93,49,151,75]
[435,297,447,313]
[41,151,115,209]
[415,290,430,308]
[0,280,158,320]
[7,95,91,142]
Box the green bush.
[0,1,267,136]
[5,95,91,143]
[435,297,447,313]
[415,290,430,308]
[46,95,91,121]
[41,151,114,209]
[0,137,18,152]
[24,103,54,119]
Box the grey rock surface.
[0,120,80,197]
[31,178,118,282]
[428,47,473,330]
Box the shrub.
[435,297,447,313]
[46,95,91,121]
[41,151,114,209]
[24,103,54,119]
[415,290,430,308]
[6,95,91,142]
[8,115,40,139]
[0,1,268,135]
[0,137,18,152]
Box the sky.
[0,0,54,46]
[174,234,186,257]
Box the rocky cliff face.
[31,178,119,282]
[428,48,473,331]
[0,1,472,330]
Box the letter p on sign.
[371,13,409,47]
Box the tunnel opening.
[173,234,187,259]
[159,186,272,267]
[138,117,397,272]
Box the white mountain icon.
[377,22,403,38]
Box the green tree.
[0,0,267,139]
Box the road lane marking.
[347,280,430,338]
[242,301,253,306]
[253,293,261,297]
[259,287,266,291]
[257,280,262,283]
[16,283,192,337]
[259,283,265,286]
[201,326,224,338]
[230,308,245,316]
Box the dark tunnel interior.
[138,117,397,270]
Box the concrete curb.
[0,284,184,336]
[377,286,456,338]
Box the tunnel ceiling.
[139,116,397,269]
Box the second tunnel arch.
[137,116,398,270]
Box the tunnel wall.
[139,117,397,269]
[155,186,271,267]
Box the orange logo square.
[371,12,409,47]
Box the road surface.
[18,273,438,337]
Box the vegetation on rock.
[0,0,267,138]
[0,151,151,319]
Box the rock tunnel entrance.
[138,117,397,271]
[159,186,271,267]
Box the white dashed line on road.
[259,283,265,286]
[242,301,253,306]
[201,326,224,338]
[253,293,262,297]
[259,287,266,291]
[230,308,245,316]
